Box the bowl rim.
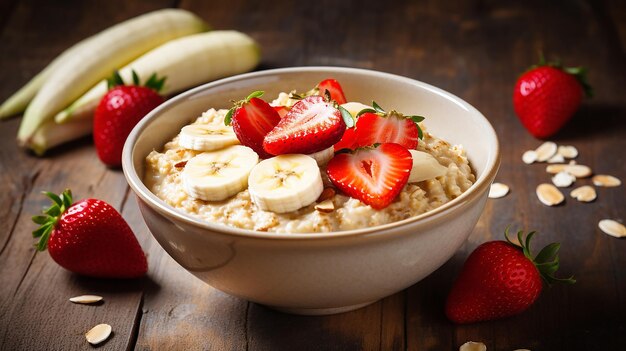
[122,66,500,240]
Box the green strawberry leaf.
[106,70,125,90]
[224,108,235,126]
[32,189,74,252]
[31,215,49,225]
[534,242,561,264]
[409,115,425,123]
[246,90,264,101]
[356,108,377,118]
[504,226,575,287]
[43,191,62,206]
[372,101,385,114]
[338,106,355,128]
[32,223,50,238]
[132,70,140,86]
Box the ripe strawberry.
[31,189,147,278]
[333,127,357,151]
[317,78,347,105]
[263,95,347,155]
[94,71,165,167]
[445,229,575,324]
[326,143,412,209]
[513,60,592,138]
[226,91,281,159]
[354,102,424,149]
[273,105,290,118]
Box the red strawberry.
[32,189,147,278]
[263,95,346,155]
[445,229,575,324]
[354,102,424,149]
[326,143,412,209]
[333,127,357,151]
[513,60,592,138]
[273,105,290,118]
[94,71,165,167]
[317,78,347,105]
[226,91,281,159]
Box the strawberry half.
[326,143,412,209]
[445,228,575,324]
[226,91,281,159]
[273,105,290,118]
[317,78,347,105]
[263,95,346,155]
[333,127,357,151]
[354,102,424,149]
[513,59,592,139]
[32,189,147,278]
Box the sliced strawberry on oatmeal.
[226,91,281,159]
[333,127,357,151]
[317,78,348,105]
[273,105,290,118]
[263,95,347,155]
[354,102,424,149]
[326,143,413,210]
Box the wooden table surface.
[1,1,625,350]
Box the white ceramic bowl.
[122,67,500,315]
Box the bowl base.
[267,300,378,316]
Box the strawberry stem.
[106,70,166,93]
[224,91,265,126]
[32,189,73,251]
[356,101,425,140]
[504,227,576,286]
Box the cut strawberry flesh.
[273,105,290,118]
[354,112,419,149]
[263,96,345,155]
[231,97,281,159]
[333,127,357,151]
[318,79,347,105]
[326,143,412,209]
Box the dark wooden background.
[1,0,625,350]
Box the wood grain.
[1,0,625,350]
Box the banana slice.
[182,145,259,201]
[248,154,323,213]
[408,150,448,183]
[340,102,373,117]
[307,146,334,166]
[179,123,240,151]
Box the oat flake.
[592,174,621,187]
[85,324,112,345]
[536,183,565,206]
[598,219,626,238]
[69,295,103,304]
[460,341,487,351]
[488,183,509,198]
